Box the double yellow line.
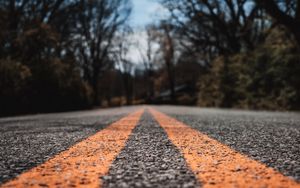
[1,109,144,188]
[150,109,300,188]
[1,108,299,188]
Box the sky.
[127,0,168,64]
[129,0,167,27]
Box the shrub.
[0,58,94,116]
[197,28,300,110]
[0,59,32,115]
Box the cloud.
[130,0,168,27]
[147,2,169,18]
[126,30,147,64]
[127,0,168,64]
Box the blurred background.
[0,0,299,116]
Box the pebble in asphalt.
[102,110,199,188]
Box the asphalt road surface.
[0,105,299,187]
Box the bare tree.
[152,21,177,103]
[113,27,134,105]
[138,25,158,102]
[255,0,300,47]
[160,0,264,61]
[161,22,176,103]
[0,0,68,59]
[74,0,131,105]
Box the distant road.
[0,105,299,187]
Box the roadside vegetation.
[0,0,299,116]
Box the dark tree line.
[1,0,299,116]
[0,0,131,116]
[149,0,300,110]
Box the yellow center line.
[150,108,300,188]
[1,109,144,188]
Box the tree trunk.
[123,73,132,105]
[291,24,300,49]
[166,62,176,104]
[91,75,100,106]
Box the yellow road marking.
[150,108,300,188]
[1,109,144,188]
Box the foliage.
[1,0,300,115]
[0,58,93,116]
[0,59,32,115]
[197,28,300,110]
[0,0,130,116]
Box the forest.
[0,0,300,116]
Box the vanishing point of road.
[0,106,299,187]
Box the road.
[0,105,299,187]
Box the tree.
[74,0,132,105]
[160,22,176,103]
[150,21,178,103]
[138,25,158,102]
[113,27,134,105]
[255,0,300,47]
[160,0,264,62]
[0,0,132,115]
